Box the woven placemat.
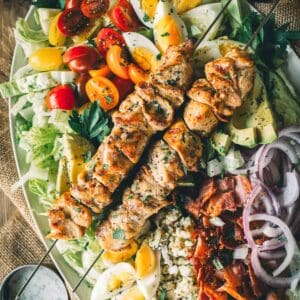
[0,0,299,298]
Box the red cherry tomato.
[81,0,109,18]
[46,85,76,110]
[57,9,89,37]
[63,45,99,73]
[110,0,141,32]
[112,76,134,100]
[96,28,125,57]
[65,0,82,9]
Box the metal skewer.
[15,240,58,300]
[244,0,281,51]
[14,1,281,298]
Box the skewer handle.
[244,0,281,50]
[15,240,58,300]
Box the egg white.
[130,0,155,28]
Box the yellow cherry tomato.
[85,76,119,111]
[49,13,66,46]
[128,63,148,85]
[88,64,111,78]
[106,45,130,80]
[29,47,63,71]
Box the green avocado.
[211,131,232,156]
[229,73,277,148]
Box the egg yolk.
[119,286,145,300]
[107,272,135,292]
[141,0,158,19]
[102,241,138,264]
[135,243,156,279]
[154,15,185,53]
[132,47,157,72]
[173,0,203,14]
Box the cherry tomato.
[112,76,134,100]
[86,76,119,111]
[110,0,141,32]
[75,73,91,105]
[128,63,148,84]
[63,45,99,73]
[57,9,89,37]
[81,0,109,18]
[96,28,125,57]
[65,0,82,9]
[106,45,130,79]
[46,85,76,110]
[89,64,112,78]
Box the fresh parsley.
[160,288,167,300]
[232,12,300,69]
[69,101,112,146]
[112,228,125,240]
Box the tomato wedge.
[57,9,89,37]
[81,0,109,18]
[63,45,99,73]
[110,0,141,32]
[112,77,134,101]
[65,0,82,9]
[106,45,130,79]
[86,76,119,111]
[96,28,125,57]
[128,63,148,84]
[46,85,76,110]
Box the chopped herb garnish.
[156,53,162,60]
[143,14,150,22]
[87,38,97,48]
[213,258,224,270]
[104,95,113,104]
[160,288,167,300]
[84,150,92,163]
[113,228,125,240]
[102,163,109,170]
[161,32,170,37]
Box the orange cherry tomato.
[85,76,119,111]
[128,63,148,84]
[89,64,111,78]
[106,45,130,80]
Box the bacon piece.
[234,175,252,205]
[248,263,263,297]
[206,191,237,217]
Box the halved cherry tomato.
[46,85,76,110]
[110,0,141,32]
[96,28,125,57]
[86,76,119,111]
[128,63,148,84]
[66,0,82,9]
[57,9,89,37]
[89,64,111,78]
[112,76,134,100]
[106,45,130,79]
[81,0,109,18]
[63,45,99,73]
[75,73,91,105]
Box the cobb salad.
[2,0,300,299]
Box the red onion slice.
[279,126,300,137]
[249,213,296,277]
[278,171,300,207]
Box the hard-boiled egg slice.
[135,243,160,299]
[116,285,145,300]
[130,0,157,28]
[153,0,188,53]
[91,263,136,300]
[181,3,223,40]
[123,32,160,72]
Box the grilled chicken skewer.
[96,48,255,252]
[46,41,194,240]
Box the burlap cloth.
[0,0,299,298]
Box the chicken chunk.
[136,83,174,131]
[71,172,112,213]
[93,136,133,192]
[148,140,185,190]
[183,100,218,135]
[163,120,203,172]
[187,79,215,106]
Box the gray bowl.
[0,265,69,300]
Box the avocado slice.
[211,131,232,156]
[229,74,277,148]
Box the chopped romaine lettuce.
[14,18,49,57]
[28,178,56,207]
[37,8,61,35]
[15,114,32,143]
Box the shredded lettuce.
[14,18,49,57]
[36,8,61,35]
[15,114,32,143]
[28,178,56,207]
